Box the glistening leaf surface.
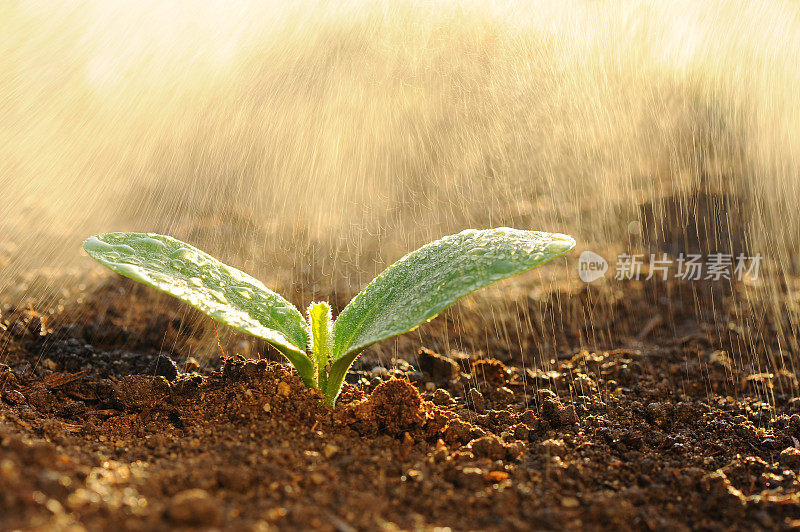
[83,233,312,374]
[332,228,575,361]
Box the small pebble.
[183,357,200,372]
[370,366,388,377]
[513,424,530,441]
[539,438,567,457]
[432,389,452,406]
[444,418,472,445]
[146,354,179,381]
[323,444,339,458]
[780,447,800,468]
[561,497,580,508]
[470,435,507,460]
[468,389,486,414]
[167,489,221,526]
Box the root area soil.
[2,280,800,531]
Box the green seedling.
[83,228,575,406]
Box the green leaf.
[307,301,333,391]
[83,233,315,386]
[327,228,575,402]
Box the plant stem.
[307,301,333,393]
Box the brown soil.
[2,277,800,531]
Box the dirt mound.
[337,378,447,438]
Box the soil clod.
[168,489,221,526]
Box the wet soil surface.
[2,279,800,530]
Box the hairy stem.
[307,302,333,394]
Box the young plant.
[83,228,575,406]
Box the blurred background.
[1,0,799,387]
